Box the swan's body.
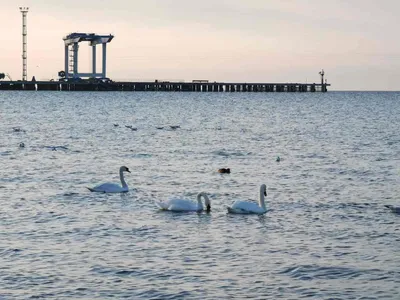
[385,205,400,214]
[156,192,211,212]
[227,184,268,214]
[87,166,131,193]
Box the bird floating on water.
[19,142,25,148]
[227,184,268,214]
[87,166,131,193]
[218,168,231,174]
[155,192,211,212]
[276,156,281,162]
[13,127,26,133]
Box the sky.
[1,0,399,90]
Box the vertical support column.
[92,45,97,76]
[73,42,78,77]
[64,45,69,79]
[102,43,107,78]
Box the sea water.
[0,91,399,299]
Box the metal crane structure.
[62,32,114,80]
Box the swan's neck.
[259,187,267,210]
[196,193,204,210]
[119,169,128,188]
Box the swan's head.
[198,192,211,212]
[261,184,267,197]
[204,195,211,212]
[120,166,131,173]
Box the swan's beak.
[264,191,267,196]
[126,168,131,173]
[206,204,211,212]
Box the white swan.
[87,166,131,193]
[227,184,268,214]
[156,192,211,212]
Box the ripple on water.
[1,92,400,299]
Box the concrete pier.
[0,80,330,92]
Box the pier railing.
[0,81,330,92]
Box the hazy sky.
[1,0,399,90]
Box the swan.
[87,166,131,193]
[156,192,211,212]
[227,184,268,214]
[385,205,400,214]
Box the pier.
[1,23,331,93]
[0,80,330,92]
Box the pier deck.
[0,80,330,92]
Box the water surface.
[1,91,399,299]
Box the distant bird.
[218,168,230,174]
[113,124,119,127]
[45,145,68,151]
[156,126,164,130]
[227,184,268,214]
[170,125,180,130]
[130,127,138,131]
[13,127,25,133]
[125,125,133,129]
[276,156,281,162]
[384,205,400,214]
[19,142,25,148]
[87,166,131,193]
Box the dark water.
[1,91,399,299]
